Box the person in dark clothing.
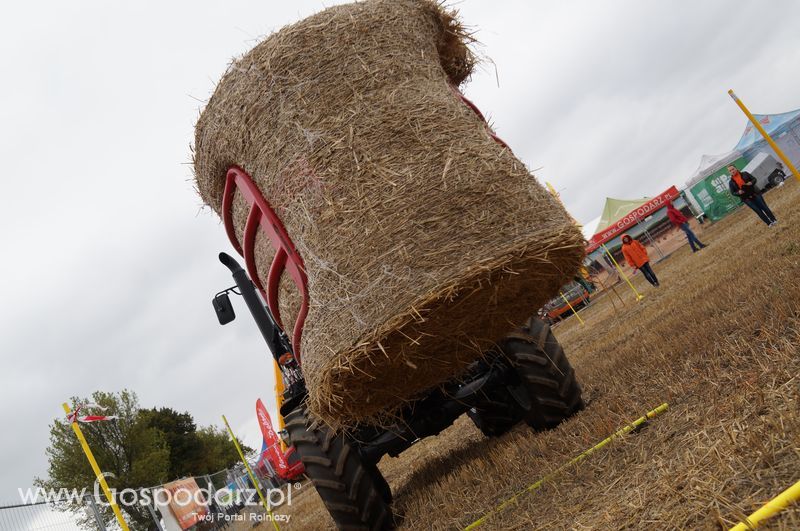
[727,165,777,226]
[666,201,706,252]
[621,234,659,287]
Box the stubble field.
[271,181,800,530]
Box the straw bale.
[194,0,584,428]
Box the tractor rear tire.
[284,404,394,530]
[502,317,584,430]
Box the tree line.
[36,390,253,529]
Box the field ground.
[266,181,800,530]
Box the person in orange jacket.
[621,234,659,287]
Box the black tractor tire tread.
[289,432,318,444]
[313,478,346,491]
[284,416,308,429]
[334,445,350,476]
[322,430,335,452]
[501,319,584,430]
[514,352,550,367]
[285,405,394,531]
[348,467,366,500]
[300,455,333,467]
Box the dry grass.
[268,181,800,529]
[193,0,584,429]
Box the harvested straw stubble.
[193,0,585,428]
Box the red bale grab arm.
[221,166,309,365]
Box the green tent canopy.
[596,196,652,232]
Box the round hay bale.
[194,0,585,429]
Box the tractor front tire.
[284,404,394,530]
[502,317,584,430]
[466,391,520,437]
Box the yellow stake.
[61,403,129,531]
[729,90,800,182]
[729,479,800,530]
[559,292,585,325]
[465,403,669,530]
[601,243,644,301]
[546,181,581,227]
[272,360,287,451]
[222,415,281,531]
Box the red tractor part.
[221,166,309,365]
[256,398,305,481]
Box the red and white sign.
[66,404,118,424]
[256,399,290,477]
[586,186,680,253]
[255,399,304,480]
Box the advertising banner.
[256,398,289,477]
[587,186,680,252]
[256,398,305,481]
[161,478,209,530]
[687,158,745,221]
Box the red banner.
[586,186,680,252]
[256,398,290,477]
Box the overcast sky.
[1,0,799,515]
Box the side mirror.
[213,293,236,325]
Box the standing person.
[666,201,706,252]
[621,234,659,287]
[727,165,777,226]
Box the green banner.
[688,157,746,221]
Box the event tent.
[734,108,800,163]
[596,197,652,232]
[685,150,743,188]
[586,186,681,253]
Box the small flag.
[66,404,118,424]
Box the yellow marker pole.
[559,292,585,325]
[547,181,581,226]
[601,243,644,301]
[728,90,800,181]
[61,403,129,531]
[729,479,800,531]
[272,360,287,451]
[222,415,280,531]
[465,403,669,530]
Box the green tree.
[38,391,256,530]
[140,408,252,481]
[194,425,253,474]
[36,390,169,529]
[139,407,201,480]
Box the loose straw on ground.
[222,415,280,531]
[601,243,644,301]
[729,479,800,530]
[465,403,669,530]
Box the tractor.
[211,172,584,530]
